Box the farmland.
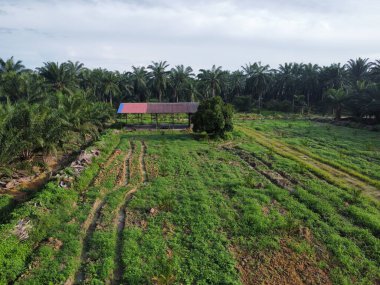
[0,117,379,285]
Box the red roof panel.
[118,103,199,114]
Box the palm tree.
[38,62,76,94]
[148,61,170,102]
[0,56,25,74]
[276,63,305,111]
[0,57,28,102]
[170,65,194,102]
[345,58,373,85]
[326,88,348,119]
[301,63,320,108]
[242,62,272,111]
[197,65,224,98]
[131,66,150,102]
[371,60,380,83]
[102,71,120,105]
[229,70,245,99]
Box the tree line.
[1,56,380,173]
[2,57,380,116]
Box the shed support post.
[155,114,158,129]
[126,114,128,126]
[188,113,191,128]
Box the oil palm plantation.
[197,65,224,98]
[102,71,120,106]
[130,66,150,102]
[242,62,272,111]
[148,61,170,102]
[0,57,25,74]
[345,58,373,85]
[326,88,348,119]
[301,63,320,108]
[170,65,194,102]
[38,62,77,94]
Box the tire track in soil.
[237,125,380,200]
[112,141,148,285]
[11,148,122,285]
[224,146,380,263]
[223,146,295,192]
[68,148,125,285]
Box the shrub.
[265,99,292,112]
[192,96,234,137]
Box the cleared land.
[0,118,379,285]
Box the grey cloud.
[0,27,15,33]
[0,0,379,71]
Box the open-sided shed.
[117,102,199,128]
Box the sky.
[0,0,380,72]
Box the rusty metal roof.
[117,103,199,114]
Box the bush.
[265,99,292,112]
[232,96,251,112]
[192,96,234,137]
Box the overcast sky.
[0,0,379,71]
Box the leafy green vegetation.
[192,96,234,137]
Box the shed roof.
[117,103,199,114]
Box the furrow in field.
[140,141,148,183]
[237,125,380,200]
[225,146,380,264]
[112,141,148,284]
[11,145,122,285]
[224,146,296,192]
[67,149,125,285]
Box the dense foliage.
[192,96,234,137]
[2,57,380,120]
[0,58,114,176]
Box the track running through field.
[112,141,148,285]
[237,125,380,200]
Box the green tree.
[326,88,348,120]
[242,62,271,111]
[0,56,25,74]
[197,65,224,98]
[148,61,170,102]
[131,66,150,102]
[102,71,120,105]
[38,62,76,94]
[346,58,373,85]
[170,65,194,102]
[301,63,320,108]
[192,96,234,137]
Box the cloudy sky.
[0,0,379,71]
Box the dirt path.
[112,141,148,285]
[237,125,380,200]
[66,149,125,285]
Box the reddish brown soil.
[231,239,332,285]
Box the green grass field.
[0,117,379,285]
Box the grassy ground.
[0,117,379,284]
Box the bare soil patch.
[231,239,332,285]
